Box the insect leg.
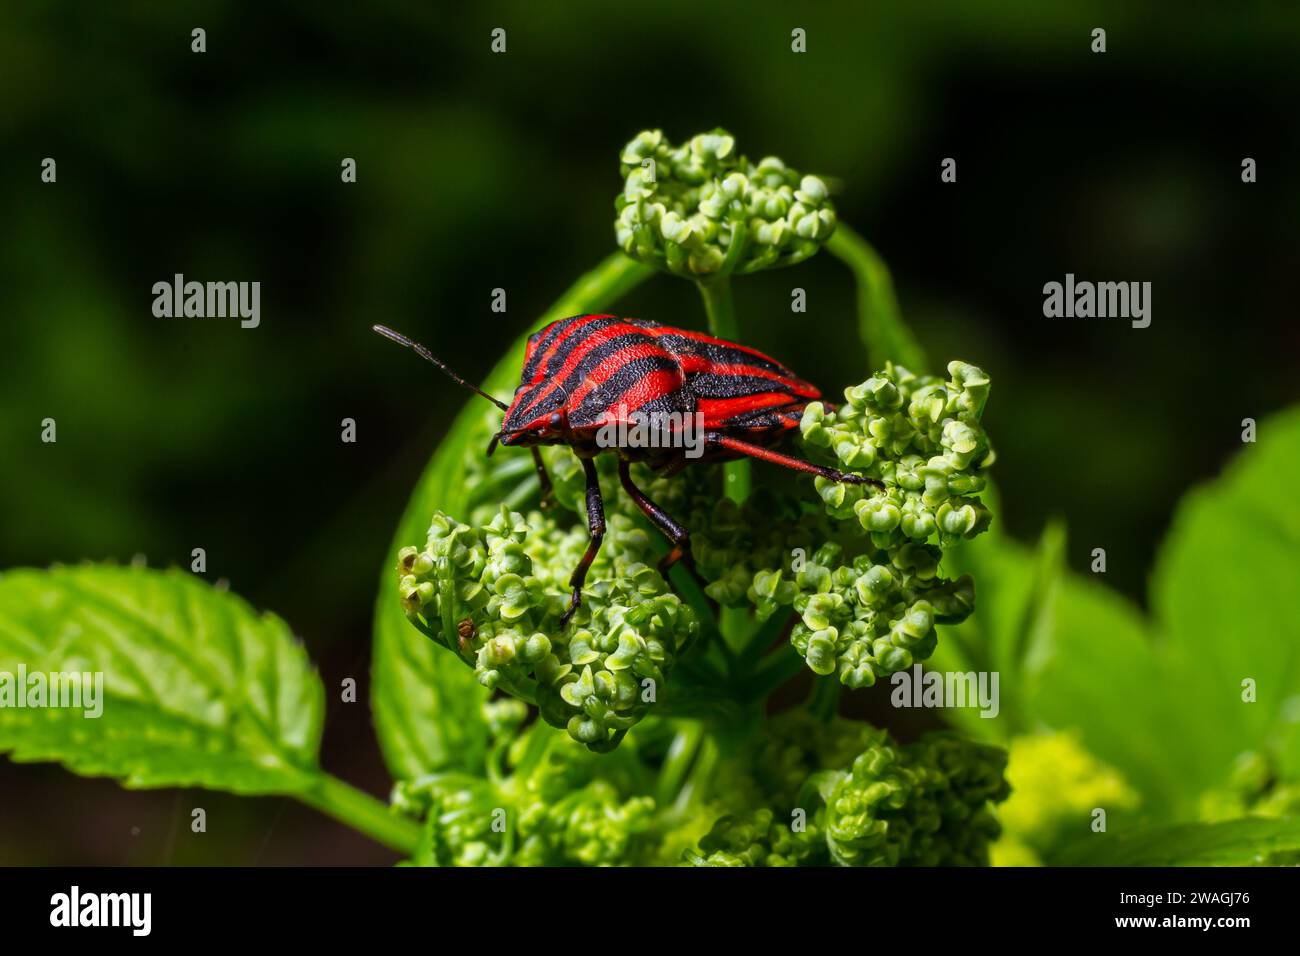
[530,447,555,506]
[705,433,884,489]
[617,459,696,576]
[560,457,605,626]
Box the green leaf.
[0,564,323,794]
[1024,406,1300,815]
[925,547,1022,740]
[1151,406,1300,775]
[372,252,653,781]
[1055,816,1300,867]
[825,224,928,372]
[1025,571,1197,812]
[925,485,1058,742]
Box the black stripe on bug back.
[508,326,669,432]
[687,372,810,400]
[514,329,662,423]
[655,333,789,376]
[501,381,568,432]
[521,314,605,382]
[541,331,666,404]
[528,315,628,384]
[630,386,698,421]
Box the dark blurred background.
[2,1,1297,863]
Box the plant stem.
[741,643,808,701]
[694,276,750,505]
[825,225,928,372]
[656,723,704,806]
[694,274,759,659]
[696,274,737,337]
[807,676,842,722]
[298,773,422,857]
[735,609,792,677]
[673,733,721,813]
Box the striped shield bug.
[375,315,879,624]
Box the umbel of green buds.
[686,715,1010,867]
[615,128,837,277]
[732,362,994,688]
[393,709,658,866]
[801,360,995,550]
[396,505,697,752]
[816,732,1009,866]
[773,541,974,689]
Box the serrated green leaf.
[372,252,653,781]
[1055,815,1300,867]
[0,565,323,794]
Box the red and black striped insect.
[375,315,879,623]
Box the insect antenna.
[373,325,509,411]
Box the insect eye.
[515,385,528,395]
[548,412,563,428]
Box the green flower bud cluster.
[615,128,837,277]
[778,540,975,689]
[801,360,995,550]
[397,503,697,751]
[684,807,821,867]
[396,717,658,867]
[717,364,995,686]
[817,732,1009,866]
[396,774,505,867]
[546,453,829,608]
[688,714,1010,867]
[685,713,876,866]
[673,489,830,607]
[749,711,884,800]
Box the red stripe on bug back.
[564,341,676,408]
[698,392,810,426]
[675,355,800,383]
[519,320,652,416]
[524,313,614,383]
[581,367,686,428]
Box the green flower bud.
[855,564,895,605]
[796,174,829,204]
[483,697,528,738]
[838,638,878,689]
[521,632,551,663]
[805,628,839,675]
[411,580,435,610]
[485,635,517,667]
[928,575,976,623]
[855,496,901,533]
[937,500,979,538]
[802,592,846,630]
